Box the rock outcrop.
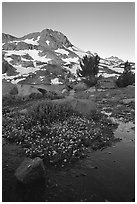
[15,157,46,184]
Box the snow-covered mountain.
[2,28,135,85]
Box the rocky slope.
[2,29,135,85]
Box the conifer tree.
[77,54,100,86]
[116,61,135,87]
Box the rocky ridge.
[2,29,135,85]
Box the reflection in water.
[16,178,46,202]
[80,119,135,201]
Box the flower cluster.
[2,103,118,166]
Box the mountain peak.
[39,28,72,49]
[2,28,135,85]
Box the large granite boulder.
[15,157,46,184]
[17,84,42,97]
[2,81,17,96]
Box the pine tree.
[77,55,100,86]
[123,60,132,73]
[116,61,135,87]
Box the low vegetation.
[2,90,64,107]
[2,101,119,167]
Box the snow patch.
[99,61,110,66]
[10,37,40,45]
[51,78,62,84]
[101,111,112,117]
[12,78,26,84]
[64,64,80,75]
[68,46,92,58]
[55,48,69,55]
[2,73,26,84]
[5,50,29,56]
[4,57,13,63]
[21,57,30,61]
[23,38,39,45]
[37,36,40,41]
[62,57,79,64]
[14,64,40,75]
[108,66,124,73]
[98,73,119,78]
[46,40,50,45]
[2,73,16,80]
[4,50,52,63]
[39,76,45,81]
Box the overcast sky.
[2,2,135,61]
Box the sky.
[2,2,135,61]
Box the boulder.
[15,157,46,184]
[17,84,42,97]
[122,98,135,105]
[73,82,88,91]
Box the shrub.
[29,92,43,99]
[82,77,97,87]
[116,61,135,87]
[9,86,18,95]
[44,91,64,100]
[77,55,100,87]
[29,101,78,124]
[2,95,23,106]
[2,103,119,165]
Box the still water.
[47,120,135,202]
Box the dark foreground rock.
[15,157,46,184]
